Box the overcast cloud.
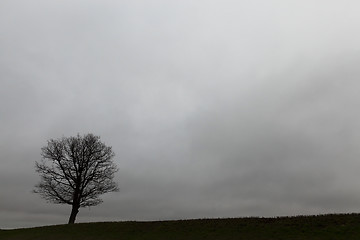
[1,0,360,229]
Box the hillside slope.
[1,214,360,240]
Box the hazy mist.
[1,0,360,228]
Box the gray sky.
[1,0,360,229]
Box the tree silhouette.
[34,133,119,224]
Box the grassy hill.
[1,214,360,240]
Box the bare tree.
[34,133,119,224]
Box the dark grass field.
[1,214,360,240]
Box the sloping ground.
[1,214,360,240]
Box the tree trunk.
[68,204,79,224]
